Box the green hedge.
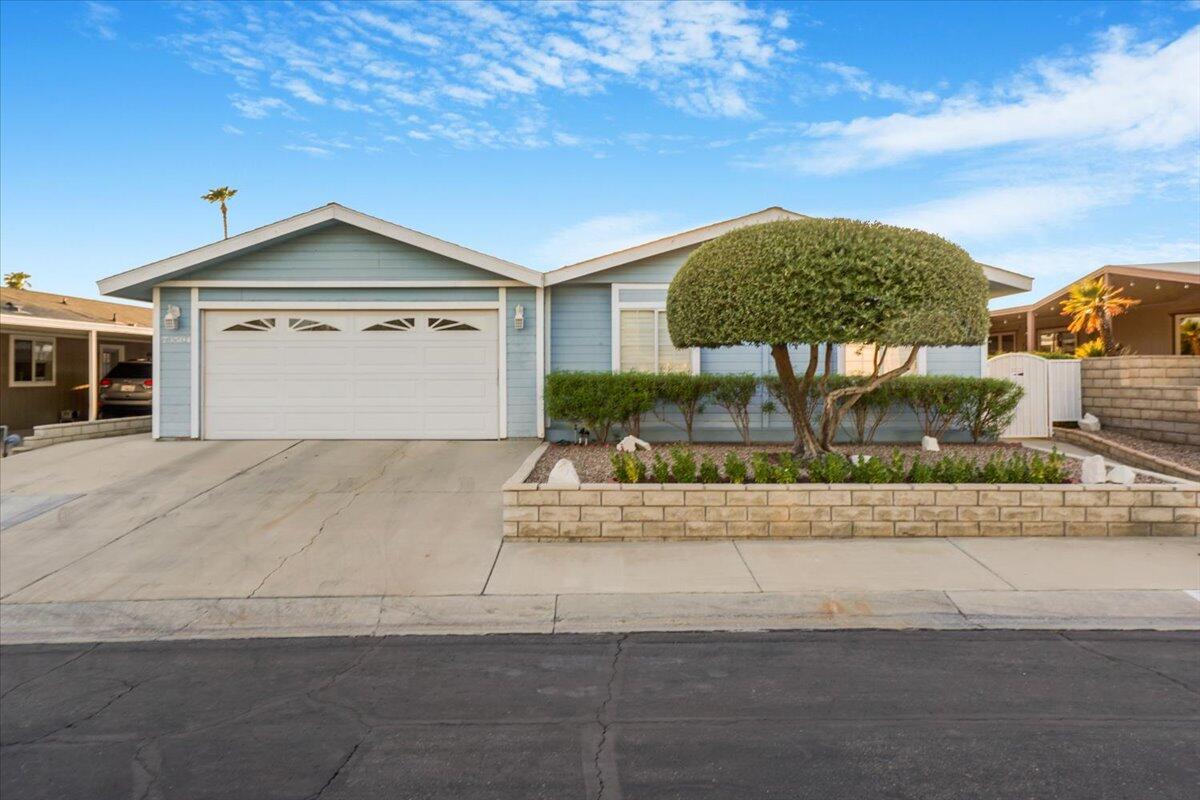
[547,371,1023,444]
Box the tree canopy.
[667,218,989,350]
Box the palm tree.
[1180,318,1200,356]
[3,272,32,289]
[201,186,238,239]
[1059,277,1139,356]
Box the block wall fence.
[1080,356,1200,447]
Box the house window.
[9,336,55,386]
[843,343,921,376]
[617,309,692,373]
[1037,329,1076,353]
[289,318,339,332]
[363,318,415,332]
[223,318,276,332]
[1176,313,1200,356]
[428,317,480,332]
[988,332,1016,355]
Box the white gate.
[988,353,1050,438]
[1048,359,1082,422]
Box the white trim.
[159,280,522,288]
[195,300,501,310]
[498,287,507,440]
[610,284,621,372]
[535,286,545,438]
[546,208,806,286]
[151,287,161,439]
[190,288,200,438]
[88,330,98,421]
[98,203,543,297]
[611,286,698,374]
[0,313,151,337]
[7,333,57,388]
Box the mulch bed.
[526,441,1155,484]
[1083,429,1200,472]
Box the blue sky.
[1,0,1197,307]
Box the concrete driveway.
[0,435,536,603]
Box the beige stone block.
[558,491,602,506]
[873,506,915,522]
[1153,491,1198,507]
[559,521,602,538]
[641,521,685,538]
[1000,507,1041,522]
[685,521,728,537]
[581,506,622,522]
[1107,522,1155,536]
[707,506,748,522]
[1041,506,1086,522]
[502,506,539,522]
[1020,522,1064,536]
[642,491,685,506]
[958,505,999,522]
[1020,490,1063,507]
[851,490,893,506]
[832,505,873,522]
[853,521,895,537]
[602,521,643,537]
[893,490,936,506]
[502,492,520,506]
[1104,490,1151,507]
[790,506,832,521]
[1086,506,1129,522]
[1064,522,1103,537]
[767,490,810,506]
[685,491,726,506]
[623,506,664,522]
[728,521,770,538]
[810,490,852,506]
[1130,507,1174,523]
[936,490,978,505]
[1174,507,1200,523]
[979,521,1024,536]
[769,521,812,537]
[518,490,560,506]
[502,521,520,536]
[914,506,956,522]
[518,521,560,537]
[602,491,644,506]
[724,491,768,507]
[938,521,980,536]
[664,506,706,522]
[1065,491,1107,507]
[540,506,581,522]
[811,521,854,538]
[895,521,939,537]
[748,506,791,522]
[1151,522,1197,536]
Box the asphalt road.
[1,631,1197,799]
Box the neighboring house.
[989,262,1200,356]
[0,288,152,431]
[97,203,1032,443]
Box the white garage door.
[203,310,499,439]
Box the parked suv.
[99,360,152,417]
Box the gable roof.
[1,287,151,329]
[544,207,806,286]
[98,203,543,299]
[990,261,1199,317]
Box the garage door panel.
[204,308,499,440]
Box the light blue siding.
[157,287,192,438]
[189,223,502,282]
[567,246,697,284]
[619,287,668,303]
[549,285,610,372]
[926,345,984,377]
[198,288,497,301]
[505,288,537,437]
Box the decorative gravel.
[1083,429,1200,472]
[526,441,1141,484]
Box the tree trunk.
[770,344,822,456]
[818,347,919,450]
[1100,311,1116,356]
[220,202,229,239]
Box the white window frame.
[610,284,700,374]
[837,343,926,377]
[8,334,57,387]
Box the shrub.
[1074,339,1106,358]
[930,453,977,483]
[776,453,800,483]
[958,378,1023,442]
[806,452,851,483]
[839,376,900,444]
[620,372,659,437]
[669,446,698,483]
[655,373,720,442]
[751,453,778,484]
[907,455,933,483]
[709,373,760,444]
[723,452,748,484]
[896,376,971,439]
[849,456,891,483]
[547,372,655,444]
[610,451,646,484]
[699,455,720,483]
[650,453,671,483]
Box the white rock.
[921,436,940,452]
[849,454,873,465]
[1081,454,1107,484]
[545,458,581,488]
[616,435,651,453]
[1106,464,1136,485]
[1078,413,1101,433]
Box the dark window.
[289,318,340,332]
[224,318,275,332]
[428,316,480,332]
[364,318,416,332]
[104,361,153,380]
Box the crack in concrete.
[4,678,143,747]
[248,492,361,599]
[0,642,100,700]
[591,633,628,800]
[131,740,162,800]
[308,736,366,799]
[941,591,985,629]
[1059,632,1200,697]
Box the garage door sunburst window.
[223,318,276,332]
[288,318,340,332]
[363,318,416,332]
[428,316,480,332]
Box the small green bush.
[610,451,646,484]
[699,455,720,483]
[547,372,655,444]
[651,453,671,483]
[709,374,760,444]
[751,453,778,484]
[669,446,698,483]
[930,453,977,483]
[656,373,720,442]
[849,456,891,483]
[776,453,800,483]
[806,452,851,483]
[959,378,1023,443]
[723,452,748,484]
[896,376,972,439]
[907,455,933,483]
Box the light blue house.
[98,204,1032,442]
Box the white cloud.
[885,182,1128,240]
[531,212,678,268]
[349,8,441,48]
[230,95,293,119]
[777,26,1200,174]
[818,62,938,107]
[280,78,326,105]
[222,124,244,135]
[81,2,119,40]
[283,143,332,157]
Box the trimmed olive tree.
[666,218,989,455]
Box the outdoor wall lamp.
[513,304,525,330]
